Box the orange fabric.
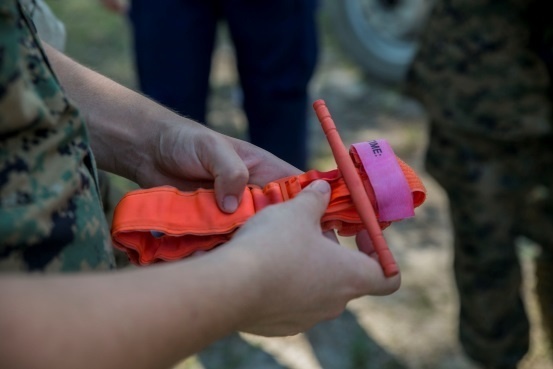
[111,187,256,265]
[111,159,426,266]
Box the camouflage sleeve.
[0,1,115,273]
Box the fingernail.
[309,180,330,194]
[223,195,238,212]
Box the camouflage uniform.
[0,0,115,273]
[407,1,553,368]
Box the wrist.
[93,96,176,184]
[181,244,266,333]
[220,236,280,329]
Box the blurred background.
[46,1,552,368]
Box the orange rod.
[312,99,398,277]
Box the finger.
[355,230,376,257]
[227,137,303,185]
[287,180,331,224]
[323,229,339,243]
[350,252,401,296]
[201,137,250,213]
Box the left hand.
[40,42,301,214]
[134,121,302,213]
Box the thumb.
[288,180,331,224]
[210,140,249,214]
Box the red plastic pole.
[313,99,399,277]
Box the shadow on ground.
[199,310,406,369]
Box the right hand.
[228,180,401,336]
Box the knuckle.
[223,166,248,184]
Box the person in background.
[99,0,318,171]
[406,1,553,368]
[0,2,399,368]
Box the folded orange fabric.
[111,143,426,266]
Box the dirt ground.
[169,26,553,369]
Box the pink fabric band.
[351,140,414,221]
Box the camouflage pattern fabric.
[407,1,553,367]
[0,0,114,273]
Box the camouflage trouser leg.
[447,192,529,369]
[424,127,545,368]
[406,0,553,364]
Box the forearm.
[0,180,401,368]
[42,42,197,182]
[0,249,259,369]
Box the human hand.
[135,121,301,213]
[226,180,401,336]
[41,42,299,214]
[99,0,129,13]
